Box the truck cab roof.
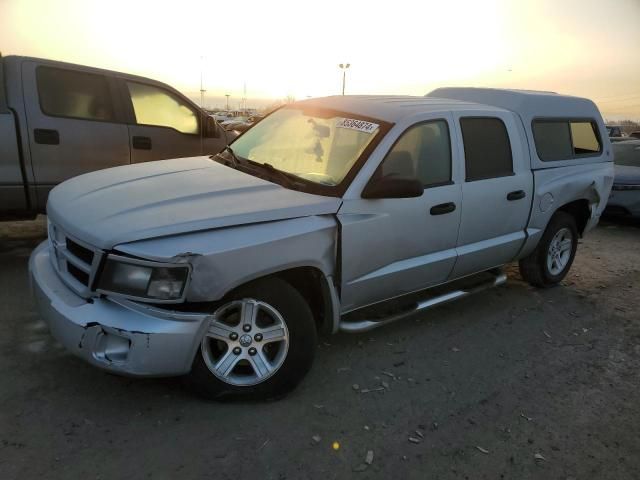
[296,95,506,123]
[297,88,609,170]
[296,88,601,126]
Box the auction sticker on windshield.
[336,118,379,134]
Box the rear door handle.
[132,136,152,150]
[430,202,456,215]
[34,128,59,145]
[507,190,526,201]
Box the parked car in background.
[212,111,236,122]
[222,114,265,133]
[0,55,229,219]
[221,120,250,132]
[30,88,613,400]
[606,139,640,218]
[213,110,256,123]
[629,131,640,139]
[247,114,264,123]
[606,125,626,138]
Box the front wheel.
[187,277,317,400]
[519,211,578,288]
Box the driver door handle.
[132,136,152,150]
[430,202,456,215]
[34,128,60,145]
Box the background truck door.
[450,112,533,278]
[0,111,27,214]
[122,80,225,163]
[21,61,131,210]
[339,117,462,312]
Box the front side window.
[230,107,384,186]
[533,119,601,161]
[379,120,451,187]
[37,66,115,121]
[460,117,513,181]
[127,82,198,134]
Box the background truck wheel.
[519,211,578,288]
[187,277,317,400]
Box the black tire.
[186,277,317,401]
[519,211,578,288]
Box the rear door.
[22,61,130,209]
[121,80,225,163]
[450,112,533,278]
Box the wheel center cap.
[239,334,252,347]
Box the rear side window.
[571,122,600,155]
[533,119,601,161]
[532,121,573,160]
[460,117,513,181]
[380,120,452,187]
[127,82,198,134]
[37,66,115,121]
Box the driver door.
[338,116,462,312]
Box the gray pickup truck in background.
[0,55,229,219]
[30,88,614,400]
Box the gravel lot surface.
[1,216,639,479]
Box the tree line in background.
[259,95,297,115]
[604,119,640,134]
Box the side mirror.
[361,176,423,199]
[204,116,221,138]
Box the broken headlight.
[97,256,190,302]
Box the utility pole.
[243,82,247,113]
[338,63,350,95]
[199,56,206,108]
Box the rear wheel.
[187,277,317,400]
[519,211,578,288]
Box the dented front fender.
[113,215,338,302]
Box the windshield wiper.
[212,145,242,168]
[211,149,302,189]
[255,162,301,189]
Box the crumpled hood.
[47,156,342,249]
[614,165,640,185]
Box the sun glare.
[1,0,639,117]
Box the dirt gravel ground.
[0,216,639,480]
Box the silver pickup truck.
[0,55,228,220]
[30,88,614,400]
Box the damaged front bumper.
[29,241,210,377]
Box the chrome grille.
[48,221,104,297]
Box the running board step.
[339,271,507,333]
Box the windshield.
[230,106,384,186]
[613,141,640,166]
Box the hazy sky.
[1,0,639,119]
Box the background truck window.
[460,117,513,181]
[127,82,198,134]
[380,120,452,187]
[37,66,115,121]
